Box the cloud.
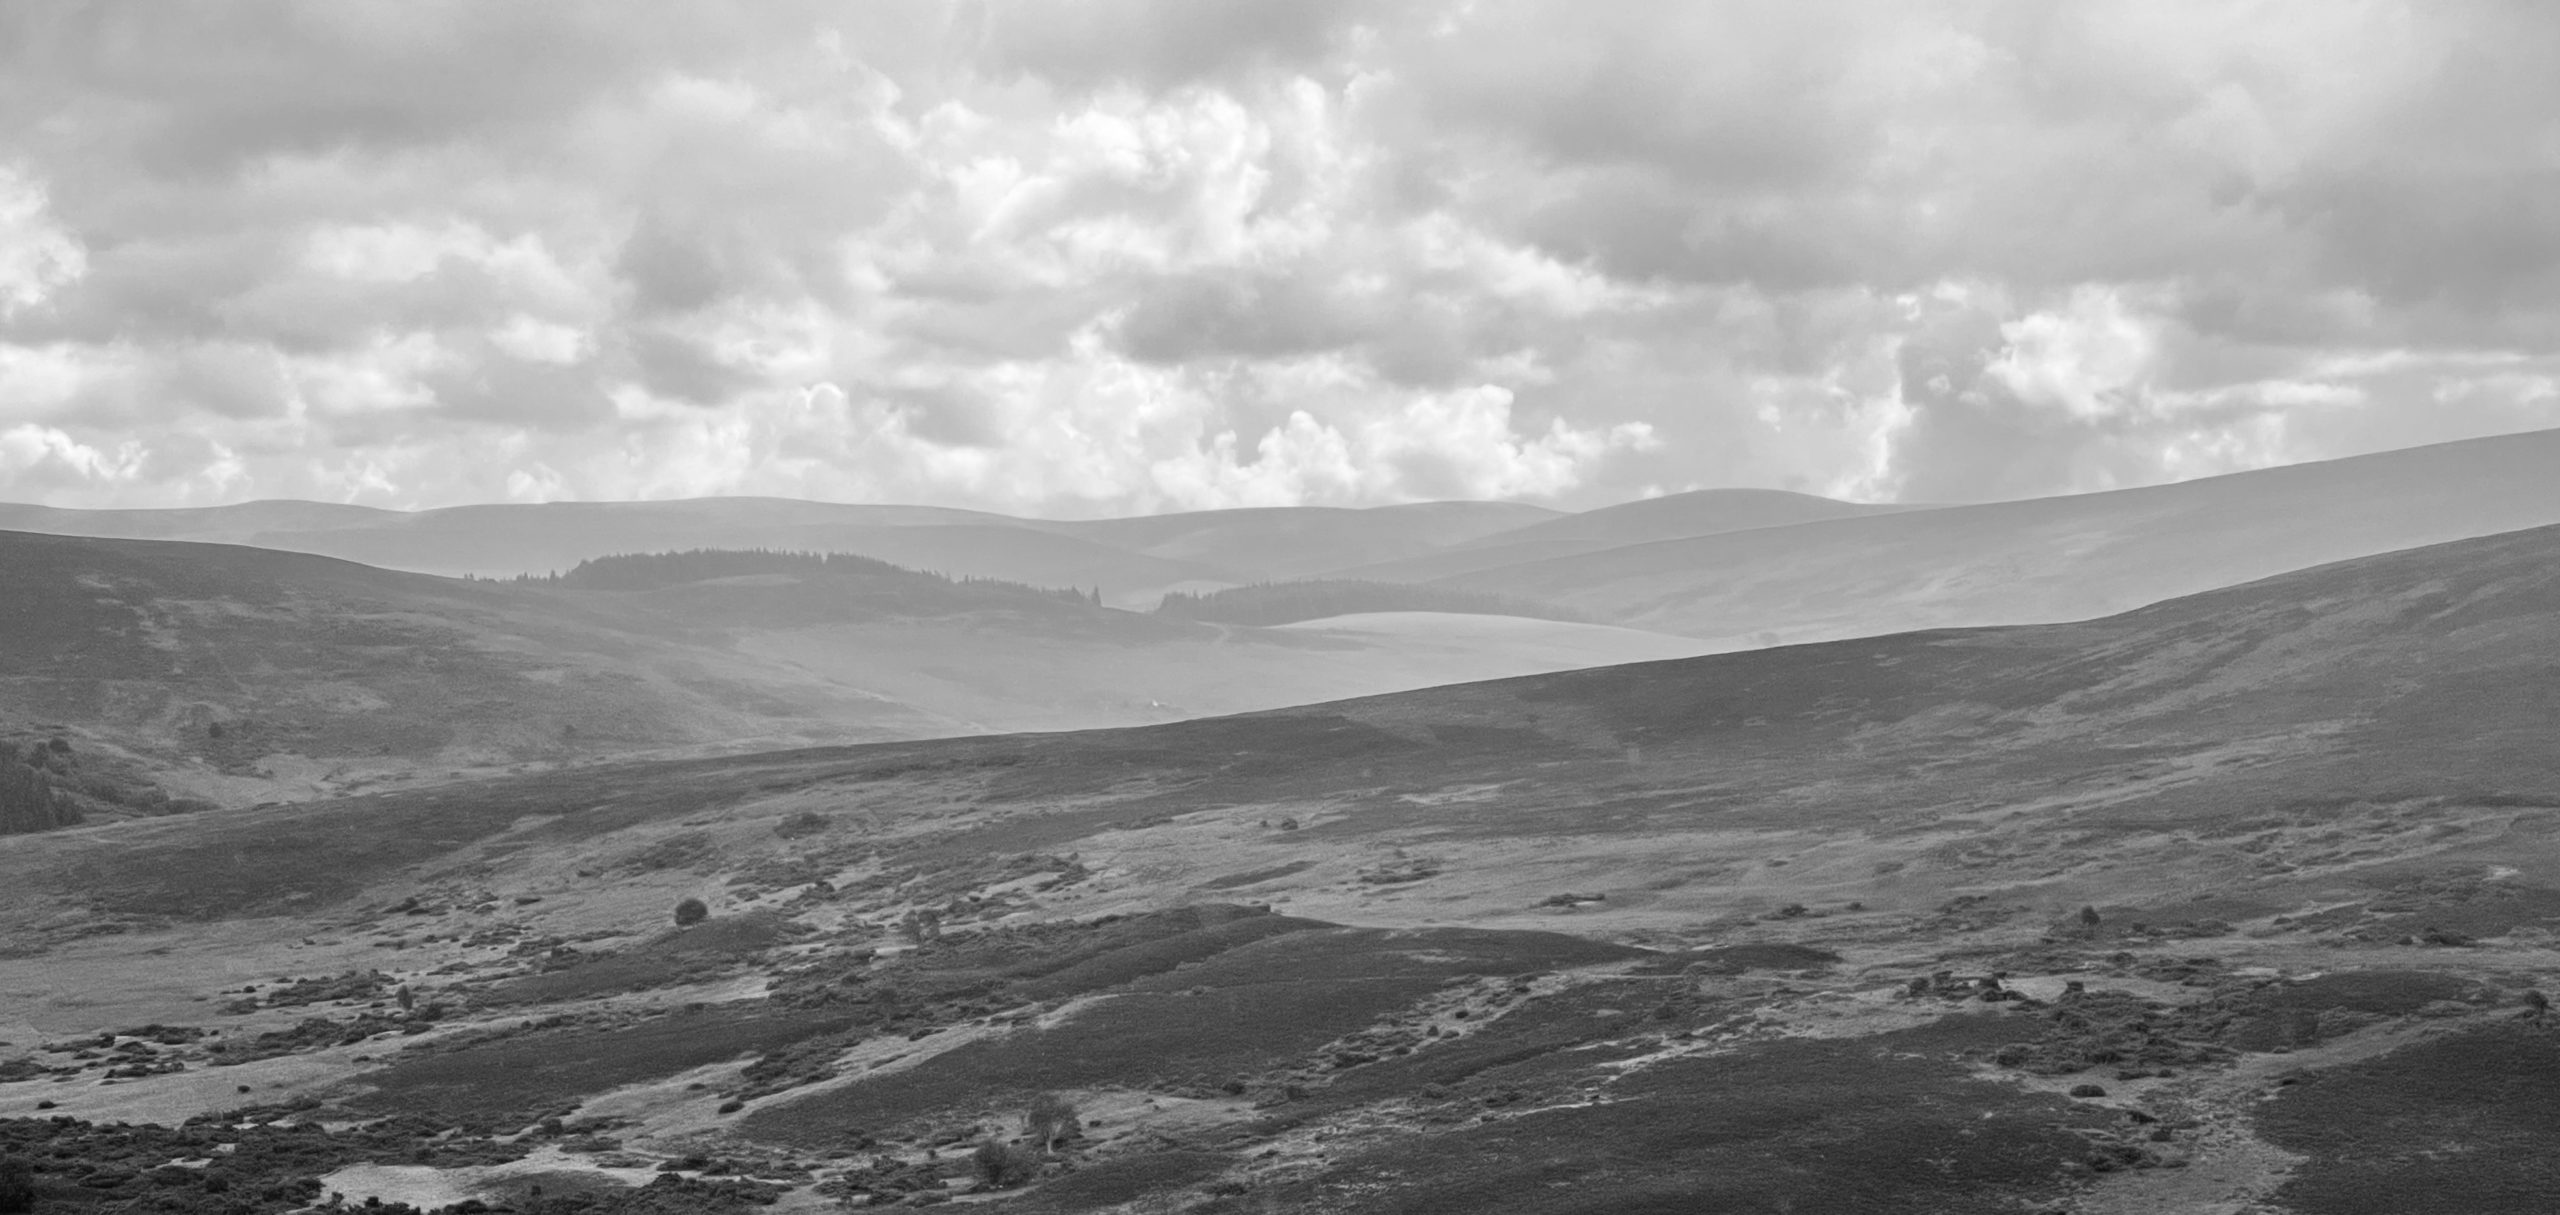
[980,0,1366,92]
[0,1,2555,515]
[0,166,86,315]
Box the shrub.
[0,1154,33,1214]
[0,747,77,836]
[674,897,710,926]
[972,1139,1038,1188]
[1025,1091,1081,1153]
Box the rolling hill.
[1317,486,1931,584]
[0,530,1713,808]
[12,431,2558,649]
[0,496,1560,605]
[5,523,2558,1211]
[0,498,1226,605]
[1044,499,1561,583]
[1436,426,2560,643]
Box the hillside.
[16,432,2555,652]
[5,524,2558,1212]
[1049,499,1561,582]
[1154,579,1588,626]
[1436,426,2560,643]
[0,496,1559,602]
[1320,486,1930,583]
[0,532,1713,807]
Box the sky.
[2,0,2557,517]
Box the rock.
[2068,1084,2108,1098]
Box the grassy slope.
[0,530,1720,803]
[13,520,2557,929]
[0,530,982,796]
[8,523,2560,1212]
[1317,487,1929,584]
[1436,425,2560,643]
[0,496,1560,589]
[1035,499,1563,583]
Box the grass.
[2257,970,2489,1015]
[349,1005,856,1128]
[741,927,1643,1146]
[1251,1021,2106,1215]
[1010,914,1333,1001]
[1011,1151,1238,1212]
[2257,1022,2560,1215]
[1194,860,1318,890]
[1628,943,1839,975]
[489,911,796,1005]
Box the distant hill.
[1155,579,1588,626]
[14,428,2557,661]
[1318,488,1930,583]
[550,547,1096,606]
[1435,427,2560,643]
[9,523,2560,1211]
[0,496,1560,600]
[52,516,2557,914]
[1051,500,1562,582]
[0,532,1714,808]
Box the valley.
[0,533,1714,811]
[5,520,2557,1212]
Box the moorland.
[3,432,2560,1213]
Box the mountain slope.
[0,530,1713,806]
[1437,426,2560,642]
[20,518,2555,908]
[1319,487,1929,583]
[1039,498,1562,582]
[7,525,2560,1213]
[0,496,1561,594]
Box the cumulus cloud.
[0,166,86,315]
[0,0,2555,513]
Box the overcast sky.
[2,1,2556,516]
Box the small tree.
[971,1139,1037,1188]
[898,908,942,946]
[674,897,710,926]
[2077,905,2103,930]
[1024,1091,1080,1153]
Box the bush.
[972,1139,1038,1188]
[0,1154,33,1214]
[674,897,710,926]
[1025,1091,1081,1152]
[0,746,78,836]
